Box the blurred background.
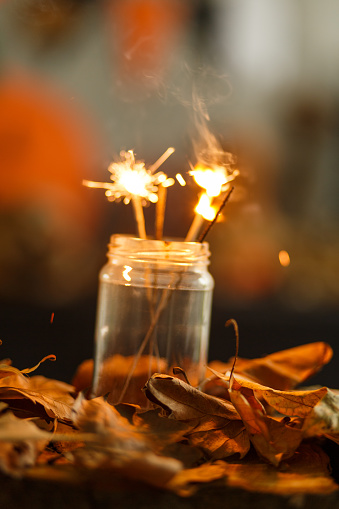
[0,0,338,386]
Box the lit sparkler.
[185,163,239,242]
[83,148,175,239]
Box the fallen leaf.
[229,378,303,465]
[0,411,50,477]
[303,389,339,437]
[70,396,183,489]
[187,419,249,460]
[144,374,250,459]
[167,443,338,496]
[73,355,168,406]
[0,374,75,422]
[21,354,56,374]
[166,461,229,496]
[144,373,239,420]
[224,443,338,495]
[223,374,329,419]
[133,407,195,445]
[208,342,332,391]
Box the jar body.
[91,235,214,405]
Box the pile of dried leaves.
[0,340,338,498]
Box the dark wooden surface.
[1,468,339,509]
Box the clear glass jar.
[91,234,214,405]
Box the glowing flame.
[195,193,217,221]
[83,148,175,206]
[122,265,132,281]
[190,164,239,198]
[279,250,290,267]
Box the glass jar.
[91,234,214,405]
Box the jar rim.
[107,234,211,263]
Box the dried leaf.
[303,389,339,437]
[229,378,303,465]
[168,443,338,496]
[144,374,251,459]
[167,461,229,496]
[221,373,329,419]
[73,355,168,406]
[74,445,182,488]
[144,373,239,420]
[70,396,183,489]
[21,354,56,374]
[208,342,332,391]
[224,443,338,495]
[0,411,50,477]
[133,408,195,445]
[187,420,249,460]
[0,374,75,422]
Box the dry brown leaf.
[71,394,135,436]
[144,373,239,420]
[166,461,230,496]
[144,374,251,459]
[74,445,182,488]
[229,378,303,465]
[21,354,56,374]
[224,443,338,495]
[208,342,332,391]
[0,411,51,477]
[0,374,75,422]
[220,373,329,419]
[168,443,338,496]
[70,396,183,489]
[303,389,339,437]
[187,420,249,460]
[73,355,167,406]
[133,407,195,445]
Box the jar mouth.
[108,234,211,264]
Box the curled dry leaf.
[229,378,303,466]
[303,389,339,438]
[72,394,136,437]
[221,374,329,419]
[70,396,183,489]
[166,461,230,496]
[167,443,337,497]
[0,374,76,422]
[207,342,333,392]
[187,419,249,460]
[73,355,167,406]
[0,411,51,477]
[21,354,56,374]
[144,374,251,460]
[224,443,337,496]
[144,374,239,420]
[0,354,56,379]
[133,407,196,445]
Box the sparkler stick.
[185,212,205,242]
[185,193,215,242]
[132,196,147,239]
[198,186,234,243]
[155,183,167,240]
[148,147,175,173]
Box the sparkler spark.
[176,173,186,186]
[83,148,175,206]
[195,193,217,221]
[189,164,239,198]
